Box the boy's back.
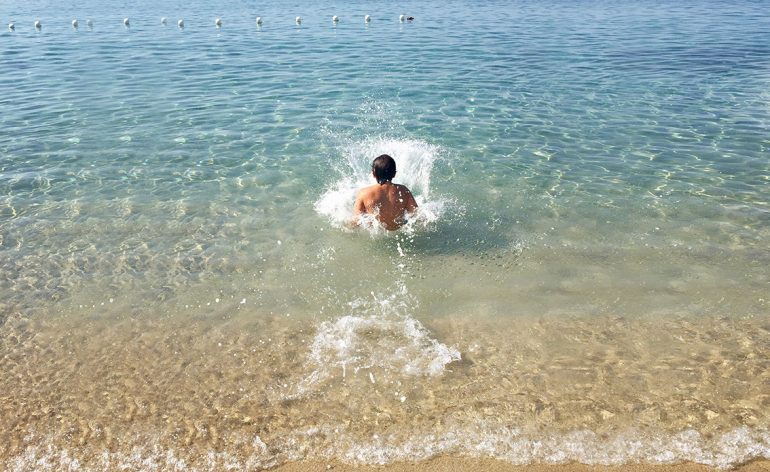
[353,181,417,230]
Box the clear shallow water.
[1,0,769,469]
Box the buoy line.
[4,15,415,31]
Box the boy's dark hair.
[372,154,396,184]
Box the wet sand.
[274,458,770,471]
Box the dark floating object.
[407,16,414,21]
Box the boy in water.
[352,154,418,230]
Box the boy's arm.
[404,188,418,213]
[353,191,367,216]
[350,191,367,227]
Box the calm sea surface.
[1,0,769,469]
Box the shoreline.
[273,458,770,472]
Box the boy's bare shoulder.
[357,184,379,197]
[393,183,415,195]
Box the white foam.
[7,426,769,470]
[314,137,452,234]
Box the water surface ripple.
[1,0,769,469]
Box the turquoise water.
[1,0,769,469]
[2,0,770,314]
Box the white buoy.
[123,17,129,27]
[178,19,184,28]
[73,19,79,28]
[332,15,339,23]
[86,19,93,28]
[215,17,222,27]
[256,16,262,25]
[8,22,14,31]
[161,17,167,25]
[364,15,371,23]
[399,14,405,22]
[295,16,302,24]
[34,20,41,29]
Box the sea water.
[1,0,769,469]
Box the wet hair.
[371,154,396,184]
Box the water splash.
[314,137,451,234]
[307,284,461,379]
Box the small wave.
[337,426,770,469]
[314,137,452,234]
